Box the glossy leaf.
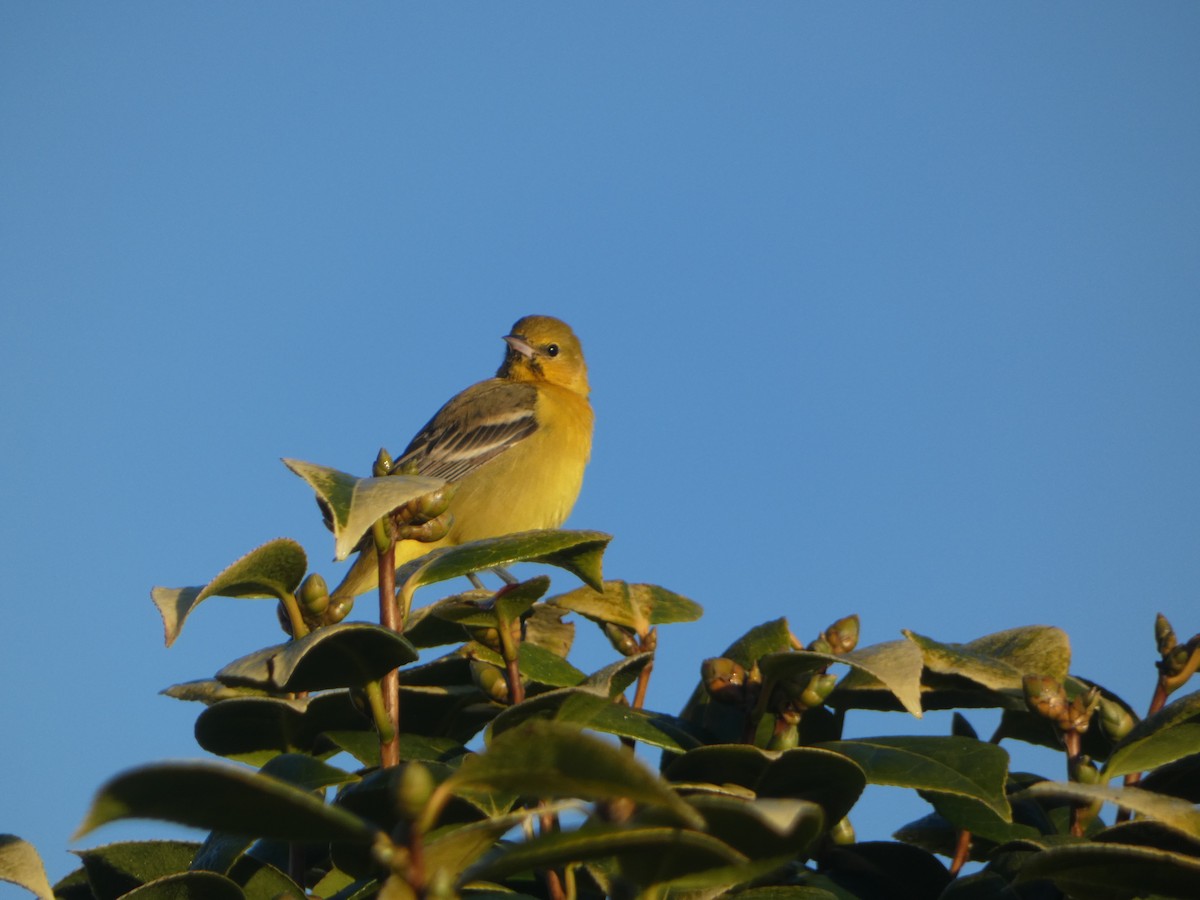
[764,638,924,718]
[1015,842,1200,899]
[119,871,244,900]
[216,622,417,692]
[818,736,1011,822]
[151,539,307,646]
[448,719,703,828]
[548,580,703,635]
[75,761,377,844]
[1104,690,1200,779]
[194,691,369,764]
[466,641,585,688]
[160,680,270,705]
[74,841,198,900]
[0,835,53,900]
[756,747,869,826]
[462,825,744,888]
[688,796,825,860]
[282,458,445,560]
[1015,781,1200,838]
[396,530,611,595]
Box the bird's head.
[498,315,590,396]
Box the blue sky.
[3,4,1199,888]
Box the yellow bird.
[330,315,593,602]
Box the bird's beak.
[503,333,536,359]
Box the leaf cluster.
[4,463,1200,900]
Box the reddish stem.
[379,541,400,769]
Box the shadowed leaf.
[1015,781,1200,838]
[75,761,377,843]
[216,622,417,692]
[1015,842,1200,899]
[1104,690,1200,779]
[819,736,1011,823]
[448,719,703,828]
[397,530,611,595]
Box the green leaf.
[818,841,952,900]
[547,581,703,634]
[688,796,825,860]
[396,530,611,595]
[1015,781,1200,839]
[462,825,744,888]
[664,744,772,792]
[75,761,378,844]
[118,871,245,900]
[151,539,307,647]
[216,622,418,692]
[74,841,199,900]
[757,747,869,827]
[258,753,357,792]
[1142,753,1200,803]
[0,835,54,900]
[448,719,703,829]
[1104,690,1200,780]
[160,680,271,705]
[764,638,925,718]
[194,691,370,764]
[818,736,1012,823]
[467,641,586,689]
[905,625,1072,691]
[1015,842,1200,899]
[282,458,446,561]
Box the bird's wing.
[395,379,540,483]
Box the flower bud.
[299,572,330,616]
[1156,613,1177,655]
[373,447,394,477]
[767,722,800,751]
[604,622,639,657]
[799,673,838,708]
[1023,675,1068,722]
[470,660,510,704]
[830,817,856,845]
[823,615,860,655]
[702,657,748,704]
[1097,697,1135,742]
[395,762,435,820]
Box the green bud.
[395,762,435,819]
[604,622,639,657]
[799,673,838,708]
[1023,674,1068,723]
[830,816,856,845]
[767,722,800,751]
[298,573,330,615]
[702,657,747,704]
[808,636,833,655]
[1070,755,1101,785]
[1097,697,1135,742]
[373,447,394,477]
[323,595,353,625]
[1156,612,1177,655]
[470,660,510,704]
[824,614,860,655]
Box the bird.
[329,314,594,603]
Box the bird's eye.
[545,343,560,357]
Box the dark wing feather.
[395,380,539,482]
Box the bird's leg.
[494,566,518,584]
[467,572,486,590]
